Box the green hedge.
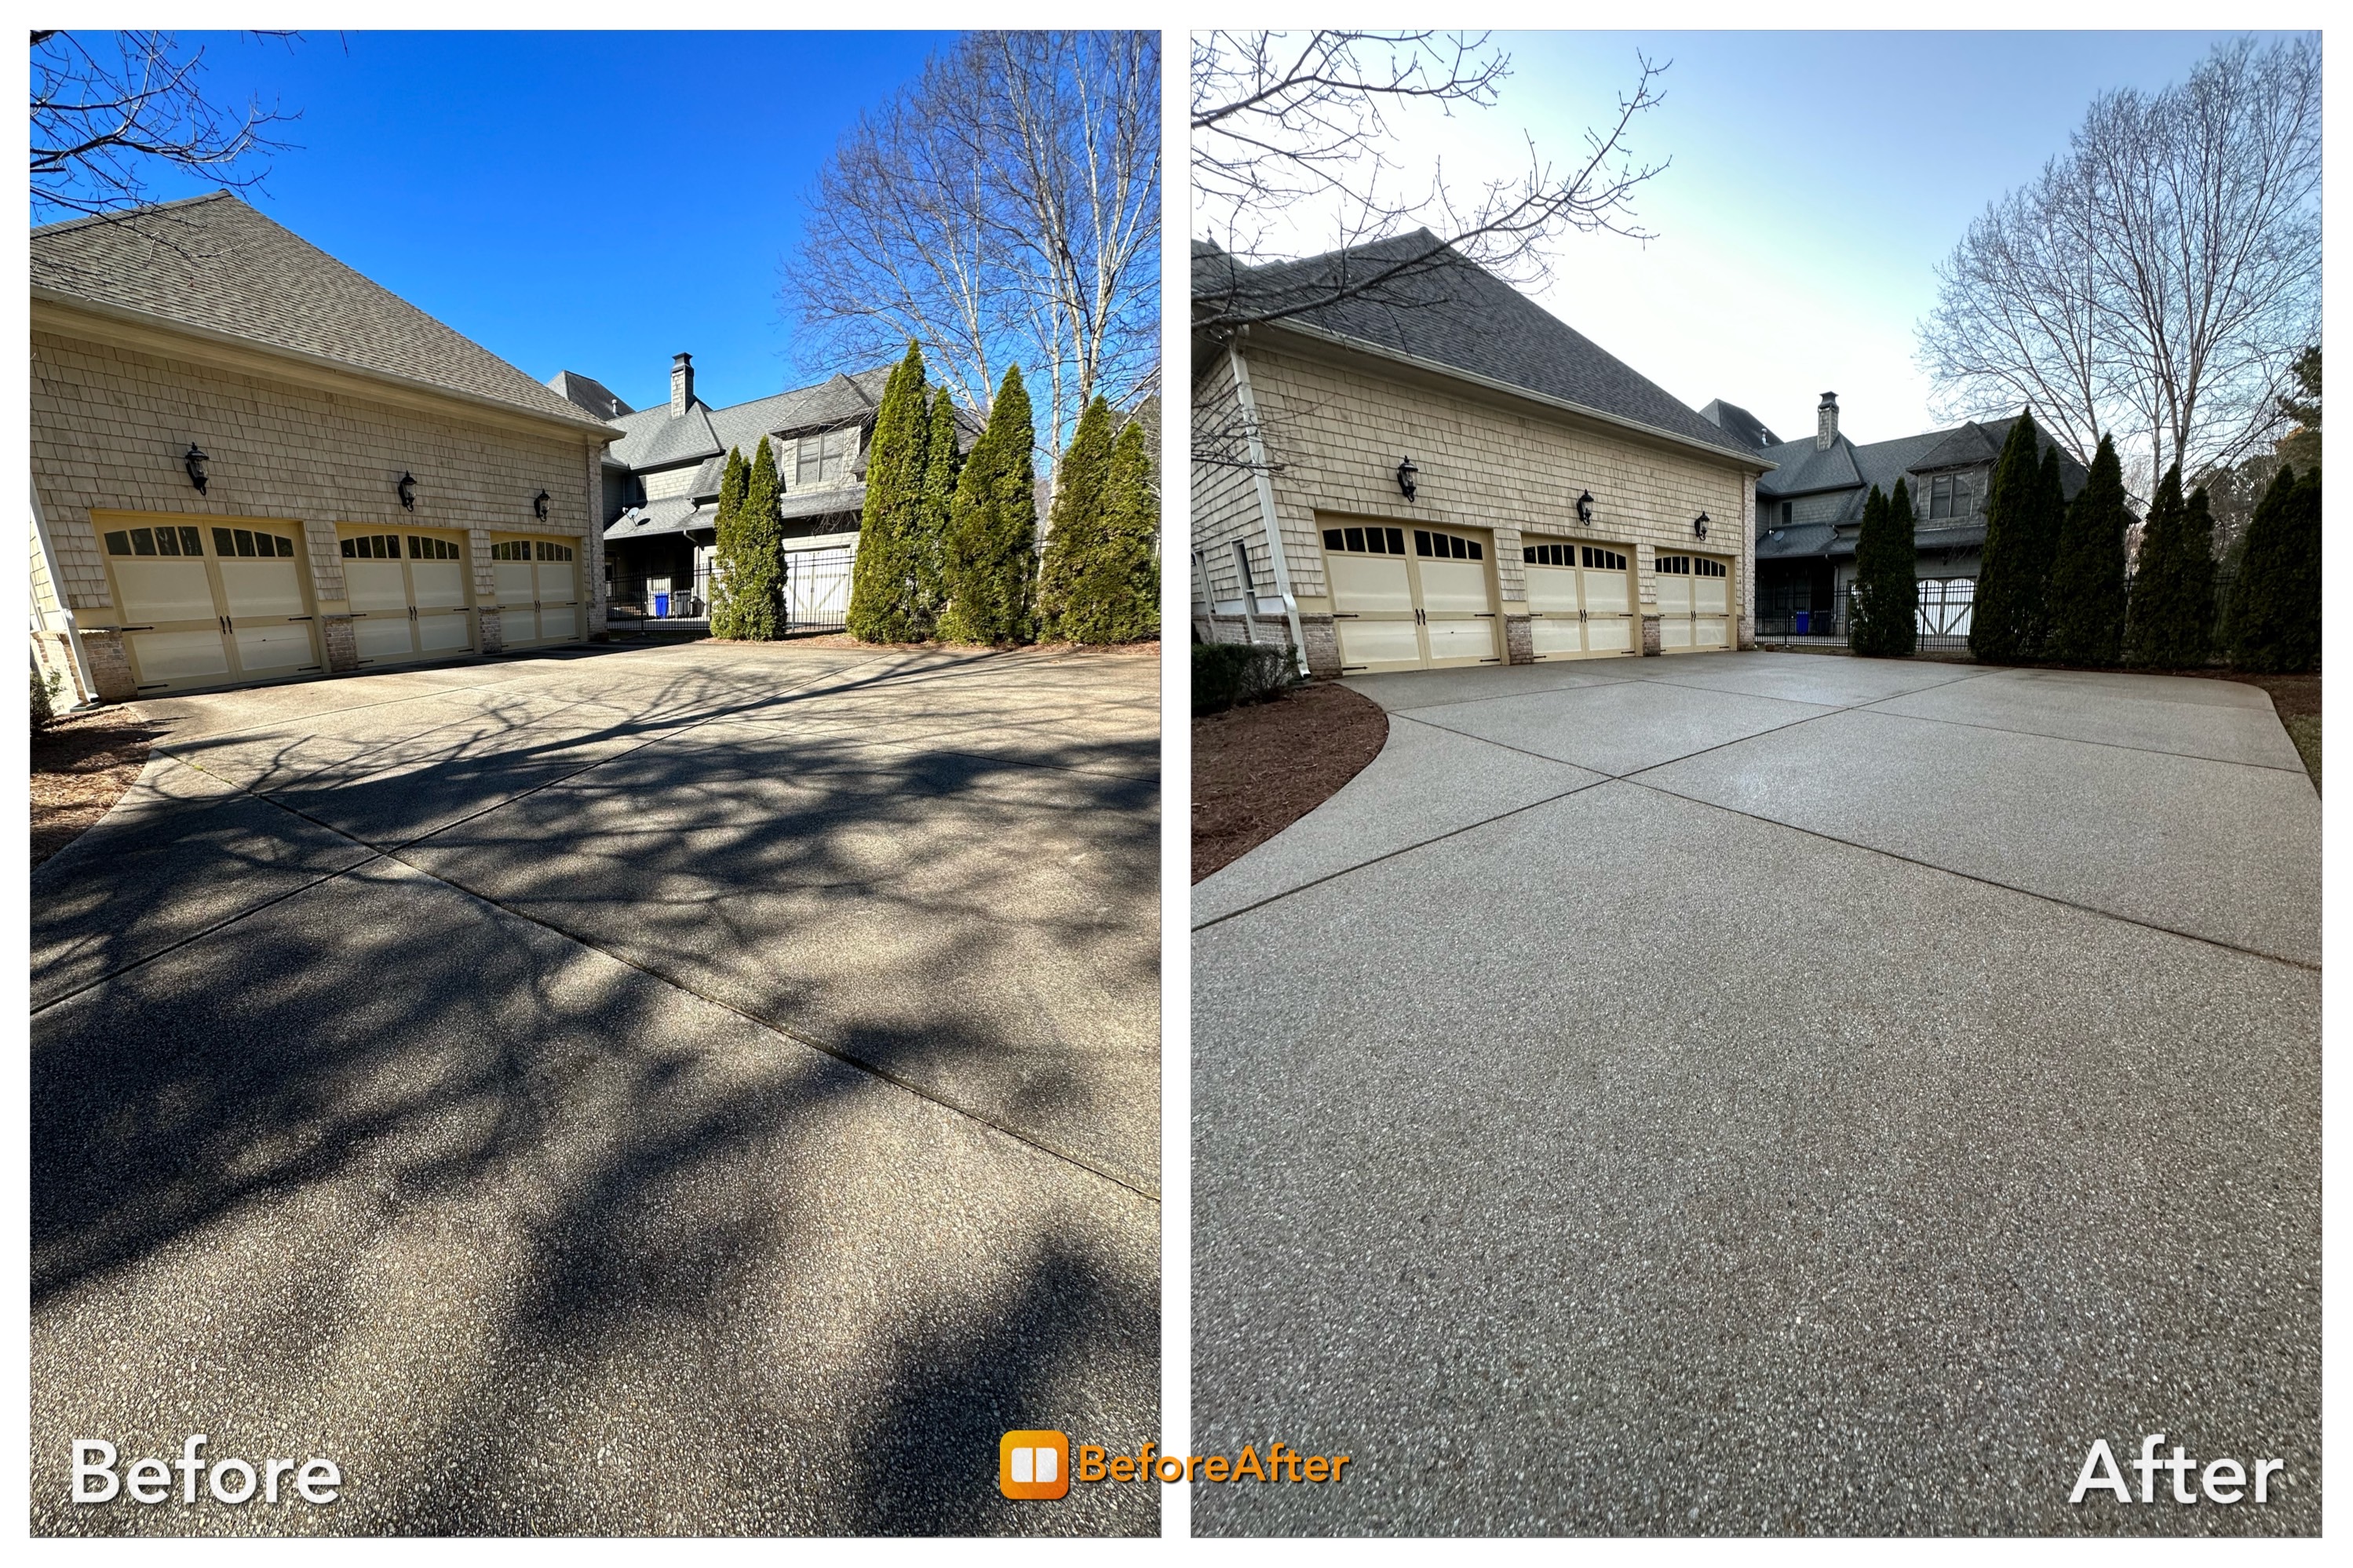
[1192,642,1298,716]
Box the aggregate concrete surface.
[1192,651,2317,1536]
[31,640,1160,1536]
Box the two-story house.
[551,354,893,629]
[1705,392,2091,638]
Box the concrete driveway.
[1193,651,2317,1536]
[31,640,1159,1536]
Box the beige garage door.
[1523,540,1636,660]
[1322,520,1501,673]
[490,535,582,647]
[98,513,320,693]
[338,528,476,665]
[1655,552,1733,651]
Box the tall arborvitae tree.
[1060,418,1161,644]
[847,342,931,643]
[1864,476,1920,655]
[1848,484,1891,655]
[2123,463,2215,669]
[706,447,752,638]
[1035,395,1116,638]
[729,436,786,640]
[2046,433,2129,666]
[2225,463,2321,672]
[908,386,962,633]
[1968,412,2049,662]
[2023,443,2067,655]
[939,364,1038,645]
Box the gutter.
[1256,315,1776,475]
[32,287,622,444]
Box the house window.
[1231,538,1257,596]
[1928,472,1978,520]
[794,428,855,488]
[1780,501,1793,527]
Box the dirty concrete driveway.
[31,640,1159,1535]
[1192,651,2318,1536]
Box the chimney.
[1815,392,1839,451]
[670,352,695,418]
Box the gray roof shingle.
[548,369,633,418]
[605,365,898,473]
[31,193,616,434]
[1198,232,1759,461]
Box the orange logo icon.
[1000,1430,1070,1500]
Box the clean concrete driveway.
[1193,651,2317,1537]
[32,640,1158,1536]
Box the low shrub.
[1192,642,1298,716]
[31,665,60,730]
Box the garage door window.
[342,534,401,560]
[535,541,575,563]
[408,535,461,560]
[106,525,204,558]
[1415,529,1483,561]
[1323,525,1406,556]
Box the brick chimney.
[670,352,695,418]
[1815,392,1839,451]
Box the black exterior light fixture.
[533,490,551,521]
[396,471,418,511]
[1575,490,1595,523]
[182,443,210,494]
[1694,512,1711,540]
[1395,456,1419,501]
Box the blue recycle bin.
[1794,610,1811,634]
[654,593,670,618]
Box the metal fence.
[1758,567,2239,658]
[610,561,712,623]
[783,544,855,634]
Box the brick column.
[1641,614,1663,656]
[1503,614,1533,665]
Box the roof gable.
[32,193,614,432]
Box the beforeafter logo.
[1000,1430,1352,1499]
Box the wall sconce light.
[533,490,551,521]
[396,472,417,511]
[1575,490,1595,523]
[1395,456,1419,501]
[1694,512,1710,540]
[183,443,210,494]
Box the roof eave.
[33,286,622,443]
[1249,317,1774,474]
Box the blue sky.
[1238,29,2305,447]
[103,31,954,413]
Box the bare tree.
[1190,31,1671,334]
[1919,35,2320,484]
[31,30,301,225]
[790,31,1160,465]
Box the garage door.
[338,528,476,665]
[1655,552,1733,651]
[99,515,320,693]
[1523,540,1635,660]
[490,535,582,647]
[1322,520,1500,673]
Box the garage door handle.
[121,624,155,632]
[287,616,312,622]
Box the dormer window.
[1928,472,1978,520]
[793,427,857,488]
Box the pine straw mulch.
[32,702,168,868]
[733,633,1162,658]
[1194,681,1388,884]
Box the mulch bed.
[687,633,1162,658]
[1193,681,1388,883]
[32,703,166,867]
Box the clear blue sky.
[112,31,954,413]
[1239,30,2307,447]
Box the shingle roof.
[31,193,616,434]
[1754,414,2095,556]
[1699,398,1781,450]
[606,364,898,473]
[1198,232,1759,461]
[605,484,866,544]
[548,369,633,419]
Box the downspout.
[1225,337,1309,676]
[29,480,97,706]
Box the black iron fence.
[1757,566,2239,658]
[604,545,859,634]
